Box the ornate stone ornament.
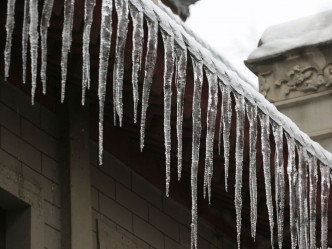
[275,64,332,95]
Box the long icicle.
[272,124,285,249]
[40,0,55,94]
[4,0,16,80]
[82,0,96,105]
[113,0,129,127]
[129,4,144,123]
[234,94,245,249]
[140,18,158,151]
[61,0,75,103]
[22,0,29,84]
[308,155,318,249]
[320,163,331,249]
[217,82,223,155]
[296,145,308,249]
[190,57,203,249]
[246,103,258,240]
[221,84,232,191]
[203,69,218,202]
[29,0,39,105]
[258,112,274,249]
[174,43,187,180]
[98,0,113,165]
[286,135,298,249]
[161,30,174,197]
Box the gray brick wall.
[90,142,231,249]
[0,79,62,249]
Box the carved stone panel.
[275,64,332,95]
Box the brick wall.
[90,141,236,249]
[0,77,235,249]
[0,78,62,249]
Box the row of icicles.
[3,0,331,248]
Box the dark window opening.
[0,188,30,249]
[0,209,5,249]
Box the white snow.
[248,10,332,61]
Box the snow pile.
[3,0,332,248]
[248,10,332,61]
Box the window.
[0,188,30,249]
[0,209,5,249]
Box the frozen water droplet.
[113,0,129,126]
[40,0,55,94]
[129,4,144,123]
[140,18,158,151]
[190,57,203,249]
[98,0,113,165]
[82,0,96,105]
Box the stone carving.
[275,64,332,95]
[258,71,271,97]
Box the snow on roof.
[144,0,332,167]
[247,10,332,61]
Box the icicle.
[140,19,158,151]
[29,0,39,105]
[113,0,129,126]
[4,0,16,80]
[286,135,298,249]
[272,124,285,249]
[258,112,274,249]
[220,84,232,191]
[161,31,175,197]
[40,0,55,94]
[22,0,29,84]
[82,0,96,105]
[234,94,245,249]
[190,57,203,249]
[61,0,75,103]
[308,155,318,249]
[98,0,113,165]
[174,43,187,180]
[217,82,223,155]
[246,103,258,240]
[203,69,218,202]
[320,163,331,249]
[129,4,144,123]
[296,145,309,249]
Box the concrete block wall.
[0,79,62,249]
[90,142,234,249]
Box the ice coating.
[40,0,55,94]
[296,145,309,249]
[221,84,232,191]
[190,57,203,249]
[308,155,318,249]
[246,103,258,239]
[286,135,298,249]
[272,124,285,249]
[174,43,187,180]
[98,0,113,165]
[82,0,96,105]
[320,164,330,249]
[234,94,245,249]
[161,30,175,197]
[29,0,39,105]
[22,0,29,84]
[140,18,158,151]
[258,112,274,248]
[4,0,16,80]
[203,69,218,202]
[61,0,75,103]
[129,4,144,123]
[113,0,129,126]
